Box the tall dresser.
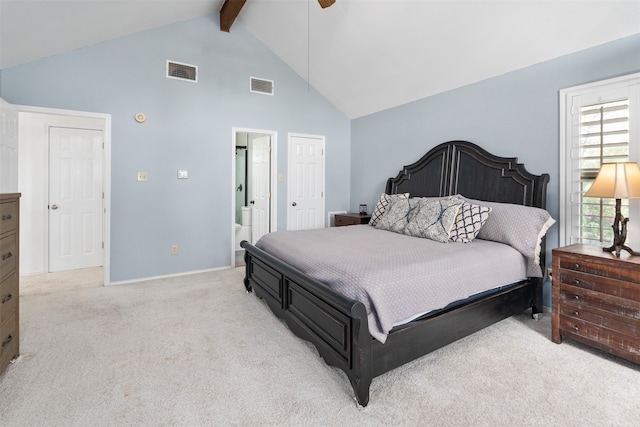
[0,193,19,374]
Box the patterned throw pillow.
[374,197,422,234]
[449,202,492,243]
[403,199,463,242]
[368,193,409,226]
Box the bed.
[240,140,551,407]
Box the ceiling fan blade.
[318,0,336,8]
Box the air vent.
[250,77,274,95]
[167,60,197,82]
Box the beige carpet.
[1,267,639,426]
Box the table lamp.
[584,162,640,257]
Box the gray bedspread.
[256,225,527,343]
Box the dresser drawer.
[559,300,640,337]
[0,233,17,281]
[558,314,640,359]
[559,269,640,301]
[0,200,18,235]
[0,271,18,325]
[560,283,640,318]
[559,257,639,284]
[0,312,17,361]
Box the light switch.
[177,170,188,179]
[137,171,149,182]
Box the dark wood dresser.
[551,244,640,364]
[0,193,19,374]
[334,213,372,227]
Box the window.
[579,99,630,244]
[560,73,640,247]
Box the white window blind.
[560,73,640,248]
[578,100,629,245]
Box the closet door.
[49,127,103,272]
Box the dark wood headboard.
[385,140,549,209]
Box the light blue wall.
[1,15,351,282]
[351,33,640,305]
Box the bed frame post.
[243,241,252,292]
[350,303,372,407]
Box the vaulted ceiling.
[1,1,639,118]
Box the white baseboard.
[108,265,233,286]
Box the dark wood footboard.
[242,240,374,406]
[242,239,541,407]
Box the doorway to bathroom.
[232,128,277,267]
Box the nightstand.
[551,244,640,364]
[334,213,371,227]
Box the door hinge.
[268,145,272,153]
[102,242,104,249]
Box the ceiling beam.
[220,0,247,32]
[318,0,336,8]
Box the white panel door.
[49,127,103,272]
[250,134,271,244]
[288,134,325,230]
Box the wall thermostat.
[134,112,146,123]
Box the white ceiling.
[1,0,639,118]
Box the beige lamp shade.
[584,162,640,199]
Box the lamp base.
[604,198,640,257]
[603,243,640,258]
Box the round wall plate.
[134,112,146,123]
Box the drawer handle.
[1,214,12,221]
[572,279,580,286]
[572,325,579,332]
[1,252,12,261]
[573,263,580,269]
[1,293,12,304]
[573,294,580,301]
[572,310,579,317]
[1,334,12,348]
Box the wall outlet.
[137,171,149,182]
[171,245,178,255]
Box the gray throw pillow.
[374,197,421,234]
[404,199,463,242]
[456,196,555,277]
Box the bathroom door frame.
[231,127,278,267]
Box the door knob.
[51,204,58,210]
[291,202,297,206]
